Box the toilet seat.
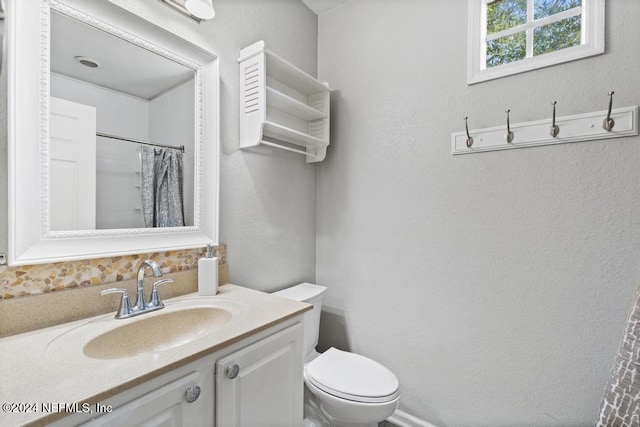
[304,347,400,404]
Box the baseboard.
[387,409,438,427]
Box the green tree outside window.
[486,0,582,68]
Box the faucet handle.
[152,278,174,290]
[149,278,174,308]
[100,288,132,319]
[100,287,128,296]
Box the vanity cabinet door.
[80,369,214,427]
[216,323,303,427]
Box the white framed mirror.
[7,0,219,265]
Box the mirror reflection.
[50,11,196,231]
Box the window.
[467,0,604,84]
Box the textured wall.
[0,0,318,291]
[317,1,640,425]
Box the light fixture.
[185,0,215,19]
[160,0,215,22]
[74,56,101,68]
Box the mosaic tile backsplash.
[0,245,226,299]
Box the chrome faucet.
[101,260,173,319]
[135,260,162,311]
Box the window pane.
[534,0,582,20]
[487,0,527,34]
[533,15,581,56]
[486,31,526,67]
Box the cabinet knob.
[226,364,240,379]
[185,385,201,403]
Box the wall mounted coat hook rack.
[452,101,638,155]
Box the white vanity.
[0,284,310,426]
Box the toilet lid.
[304,347,400,403]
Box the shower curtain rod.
[96,132,185,153]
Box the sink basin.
[83,307,232,360]
[45,295,246,360]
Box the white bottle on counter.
[198,244,218,296]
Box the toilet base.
[303,385,381,427]
[304,385,330,427]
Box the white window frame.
[467,0,605,84]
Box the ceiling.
[50,1,349,100]
[50,11,194,100]
[301,0,351,15]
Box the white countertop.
[0,284,310,426]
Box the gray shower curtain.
[141,146,185,228]
[598,286,640,426]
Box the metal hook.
[550,101,560,137]
[464,117,473,148]
[505,109,514,143]
[603,91,615,131]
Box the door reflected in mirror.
[50,11,196,231]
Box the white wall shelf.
[238,40,331,162]
[266,87,327,121]
[452,106,638,155]
[263,121,329,147]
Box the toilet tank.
[273,283,327,356]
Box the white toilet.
[274,283,400,427]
